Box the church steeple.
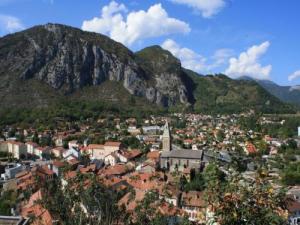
[162,121,171,151]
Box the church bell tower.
[162,121,171,151]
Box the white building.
[86,141,122,160]
[1,163,23,180]
[298,127,300,137]
[68,140,79,149]
[63,147,81,160]
[104,153,119,166]
[181,191,205,223]
[7,141,27,159]
[26,142,39,155]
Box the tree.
[183,172,206,192]
[32,132,39,144]
[122,136,141,149]
[287,139,298,150]
[281,162,300,185]
[40,173,126,225]
[0,190,17,215]
[217,130,225,142]
[134,191,192,225]
[205,172,288,225]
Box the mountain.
[185,71,294,114]
[239,76,300,106]
[0,23,295,116]
[0,23,190,108]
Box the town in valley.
[1,111,300,224]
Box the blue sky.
[0,0,300,86]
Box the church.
[160,121,204,172]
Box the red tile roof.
[246,143,257,154]
[147,151,160,160]
[119,149,142,160]
[181,191,205,208]
[105,141,121,147]
[99,164,129,176]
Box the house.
[158,184,180,206]
[7,141,27,159]
[269,146,278,155]
[48,161,65,177]
[142,126,161,135]
[68,140,79,149]
[126,172,160,191]
[288,199,300,225]
[192,144,198,151]
[104,153,119,166]
[34,147,51,159]
[136,163,156,173]
[99,164,132,178]
[51,147,66,158]
[86,144,104,159]
[16,170,35,191]
[147,151,160,163]
[288,186,300,202]
[21,190,53,225]
[104,141,122,152]
[181,191,205,223]
[87,141,122,160]
[36,166,54,182]
[128,126,141,136]
[0,216,27,225]
[183,139,193,148]
[54,135,64,147]
[244,142,257,155]
[79,164,97,174]
[117,149,142,163]
[26,142,39,155]
[1,163,23,180]
[63,147,81,160]
[158,202,184,225]
[61,171,77,188]
[0,141,8,152]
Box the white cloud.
[161,39,233,73]
[289,86,300,92]
[288,70,300,81]
[209,48,234,69]
[170,0,226,18]
[82,1,190,46]
[225,41,272,80]
[0,14,25,34]
[161,39,206,72]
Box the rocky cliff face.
[0,23,190,107]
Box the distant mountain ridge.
[239,76,300,106]
[0,23,295,114]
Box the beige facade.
[87,142,121,160]
[7,141,27,159]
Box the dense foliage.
[205,167,288,225]
[185,69,296,114]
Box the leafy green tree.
[183,172,206,192]
[122,136,141,149]
[281,162,300,185]
[205,172,288,225]
[0,190,17,215]
[287,139,298,150]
